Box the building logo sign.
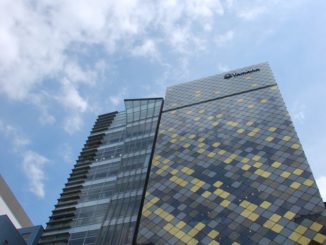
[224,68,260,79]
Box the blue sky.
[0,0,325,226]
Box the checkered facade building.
[136,63,326,245]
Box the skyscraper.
[40,63,325,244]
[39,99,163,244]
[137,63,326,244]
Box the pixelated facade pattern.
[137,64,326,244]
[40,98,163,245]
[164,63,275,111]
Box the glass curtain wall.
[67,98,163,245]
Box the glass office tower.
[137,63,326,244]
[40,63,325,245]
[39,98,163,245]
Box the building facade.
[0,175,33,228]
[137,63,326,244]
[39,99,163,244]
[0,176,43,245]
[41,63,325,244]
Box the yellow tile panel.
[290,182,301,189]
[281,171,291,178]
[224,158,233,164]
[295,225,308,235]
[242,164,251,171]
[219,150,226,155]
[220,200,230,208]
[284,211,296,220]
[240,200,250,208]
[163,159,170,164]
[247,203,258,212]
[219,190,230,199]
[198,137,205,142]
[248,131,257,137]
[261,99,268,103]
[297,236,311,245]
[197,148,205,154]
[263,220,275,229]
[303,179,314,186]
[260,201,271,209]
[226,121,239,127]
[270,214,281,223]
[198,143,206,148]
[176,221,186,229]
[265,136,274,142]
[208,230,219,239]
[213,181,223,188]
[143,209,151,217]
[208,152,216,158]
[164,223,173,231]
[240,209,251,218]
[241,157,250,163]
[253,162,263,168]
[195,222,206,231]
[313,233,326,244]
[191,185,200,192]
[289,232,301,242]
[181,167,194,175]
[261,171,271,178]
[291,143,300,149]
[272,161,281,168]
[268,127,277,132]
[237,128,245,134]
[293,169,303,176]
[212,122,219,126]
[252,155,261,161]
[310,222,323,232]
[282,136,291,141]
[209,241,220,245]
[230,154,238,159]
[183,143,191,148]
[271,223,284,233]
[171,169,178,175]
[202,191,211,198]
[247,212,259,222]
[170,139,177,143]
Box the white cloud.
[109,96,122,107]
[0,120,48,198]
[39,110,56,126]
[109,88,128,107]
[60,143,73,164]
[22,151,48,198]
[216,30,234,45]
[217,63,230,73]
[316,176,326,201]
[63,113,83,134]
[29,93,56,125]
[0,0,225,101]
[59,79,88,112]
[290,100,306,124]
[225,0,235,9]
[131,39,160,61]
[0,0,310,135]
[0,120,30,151]
[237,6,267,21]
